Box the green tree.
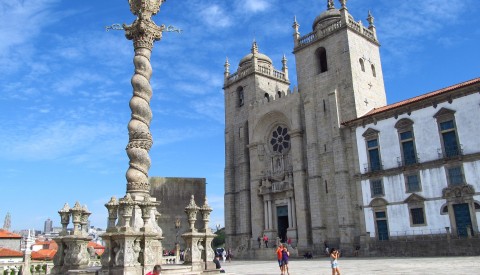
[212,227,225,248]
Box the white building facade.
[345,78,480,240]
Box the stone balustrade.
[297,17,377,49]
[226,64,286,86]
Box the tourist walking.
[263,234,269,248]
[282,245,290,275]
[222,249,227,262]
[330,248,341,275]
[275,244,284,274]
[227,248,233,262]
[257,235,261,248]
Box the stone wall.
[149,177,206,252]
[364,237,480,257]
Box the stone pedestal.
[52,236,92,274]
[100,194,163,275]
[181,231,205,271]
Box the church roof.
[0,229,21,239]
[342,77,480,125]
[31,249,56,261]
[238,41,272,68]
[0,248,23,258]
[312,7,341,31]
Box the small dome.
[239,52,272,68]
[312,8,341,31]
[238,41,273,68]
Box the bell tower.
[223,41,290,249]
[291,0,387,250]
[293,0,386,121]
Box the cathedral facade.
[223,0,480,256]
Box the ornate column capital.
[124,19,164,50]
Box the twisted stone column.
[123,1,165,196]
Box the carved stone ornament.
[442,184,475,199]
[127,181,151,192]
[128,0,165,18]
[124,19,164,50]
[185,195,199,231]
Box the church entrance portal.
[277,205,289,243]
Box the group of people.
[146,243,341,275]
[275,244,290,275]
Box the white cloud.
[0,120,122,161]
[0,0,63,74]
[200,5,232,28]
[244,0,271,13]
[190,96,224,123]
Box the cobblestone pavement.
[220,256,480,275]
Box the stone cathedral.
[223,1,386,255]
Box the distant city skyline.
[1,0,479,231]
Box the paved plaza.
[219,256,480,275]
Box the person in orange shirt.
[276,244,284,275]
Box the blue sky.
[0,0,479,232]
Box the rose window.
[270,126,290,153]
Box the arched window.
[264,93,270,102]
[359,58,365,72]
[277,91,282,98]
[316,47,328,73]
[371,64,376,77]
[237,86,244,107]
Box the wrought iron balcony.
[396,154,419,167]
[363,162,383,173]
[437,144,463,159]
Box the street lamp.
[175,217,181,263]
[175,217,181,244]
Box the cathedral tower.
[223,41,291,249]
[291,0,387,251]
[224,0,388,255]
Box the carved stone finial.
[128,0,166,19]
[251,40,259,54]
[224,57,230,73]
[367,10,374,26]
[327,0,335,10]
[340,0,347,9]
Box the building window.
[359,58,365,72]
[410,207,426,225]
[370,179,384,197]
[400,131,417,165]
[237,86,244,107]
[363,128,381,172]
[440,120,460,157]
[447,166,464,186]
[441,205,449,215]
[371,64,376,77]
[367,139,381,171]
[395,119,416,166]
[270,125,290,154]
[434,108,461,158]
[405,174,421,193]
[316,47,328,73]
[405,194,427,226]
